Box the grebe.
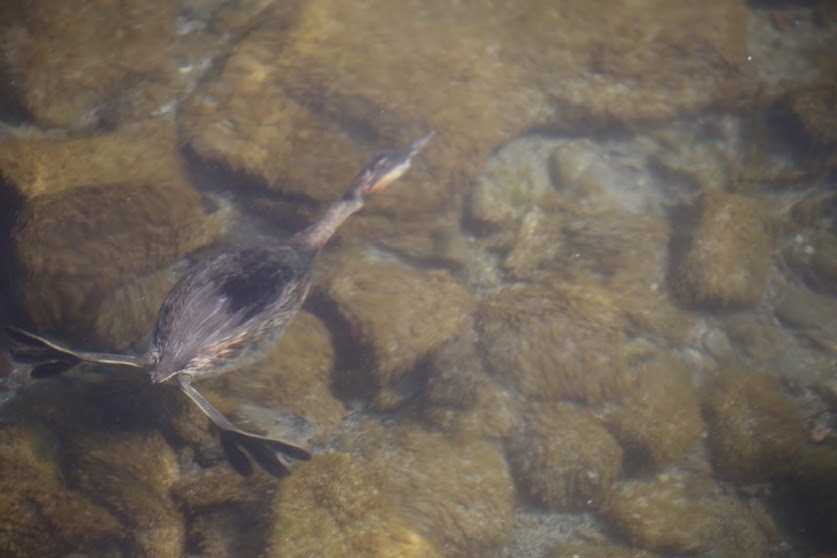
[5,133,433,477]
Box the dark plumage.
[150,245,312,385]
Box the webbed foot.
[175,374,311,477]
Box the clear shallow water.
[0,1,835,557]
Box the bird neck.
[292,195,364,252]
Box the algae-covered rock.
[271,452,442,557]
[419,333,518,440]
[468,137,564,233]
[183,0,748,219]
[0,118,184,200]
[421,382,519,444]
[385,428,516,556]
[185,506,275,558]
[289,419,516,556]
[0,424,123,557]
[173,464,271,511]
[505,207,687,345]
[605,355,704,472]
[92,268,177,351]
[206,311,344,445]
[325,261,475,409]
[701,369,804,481]
[181,0,530,216]
[501,207,566,279]
[69,430,184,557]
[476,282,628,404]
[672,190,775,307]
[2,120,227,340]
[0,0,176,128]
[13,179,223,339]
[173,466,278,558]
[532,0,749,125]
[603,475,720,554]
[507,402,623,511]
[601,473,768,556]
[421,332,485,410]
[375,222,471,271]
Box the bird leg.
[4,325,149,378]
[175,374,311,477]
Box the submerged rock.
[324,261,475,410]
[69,430,184,557]
[182,0,750,219]
[419,332,519,441]
[271,451,442,557]
[476,282,628,405]
[605,354,704,473]
[701,368,803,482]
[92,268,177,351]
[672,189,775,307]
[386,428,516,556]
[789,446,837,550]
[0,424,123,557]
[774,284,837,356]
[279,419,516,557]
[468,138,564,233]
[507,402,623,511]
[601,473,769,556]
[0,1,176,128]
[1,120,227,342]
[172,466,279,558]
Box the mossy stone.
[182,0,749,223]
[605,355,704,472]
[69,430,184,557]
[0,0,176,128]
[325,261,475,409]
[701,369,803,482]
[0,424,123,557]
[476,282,628,404]
[271,452,442,557]
[507,402,623,511]
[385,428,516,556]
[602,474,768,556]
[673,190,775,308]
[3,120,227,341]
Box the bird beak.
[364,132,434,196]
[407,131,434,158]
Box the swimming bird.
[4,133,433,477]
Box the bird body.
[151,244,312,385]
